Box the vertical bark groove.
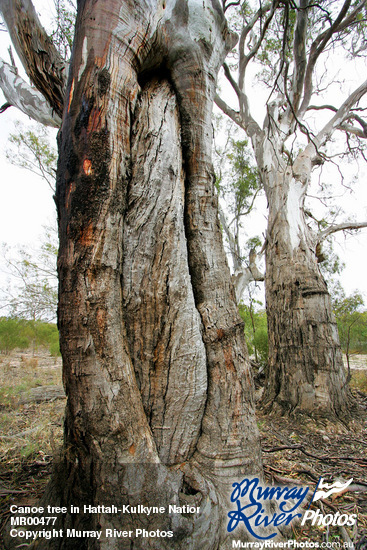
[123,79,208,465]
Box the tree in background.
[0,225,58,322]
[0,1,266,547]
[333,290,367,374]
[6,122,57,191]
[0,316,60,356]
[214,117,265,301]
[239,294,268,367]
[216,0,367,420]
[0,317,30,354]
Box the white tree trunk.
[260,146,352,419]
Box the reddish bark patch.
[83,159,93,176]
[217,328,225,341]
[223,345,235,373]
[66,182,76,210]
[68,79,75,113]
[80,223,94,246]
[129,443,136,455]
[96,308,106,337]
[87,107,103,133]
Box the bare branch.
[0,0,67,117]
[7,46,17,74]
[314,79,367,148]
[0,101,11,113]
[289,0,308,116]
[339,112,367,138]
[223,0,241,13]
[318,221,367,242]
[218,203,238,259]
[307,104,338,113]
[0,59,61,127]
[214,94,244,127]
[298,0,366,117]
[238,1,276,90]
[223,62,242,101]
[232,249,265,304]
[337,123,367,138]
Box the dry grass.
[0,350,63,461]
[350,368,367,393]
[0,350,366,548]
[0,349,64,544]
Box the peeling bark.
[0,0,67,118]
[0,58,61,126]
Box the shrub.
[0,317,30,354]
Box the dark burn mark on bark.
[98,68,111,96]
[74,95,95,139]
[71,130,110,220]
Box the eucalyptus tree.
[0,0,264,547]
[214,126,265,301]
[6,122,57,191]
[1,228,58,322]
[216,0,367,419]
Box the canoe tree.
[0,0,265,548]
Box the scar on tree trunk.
[3,2,266,549]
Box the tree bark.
[260,146,352,420]
[3,1,264,548]
[0,0,67,118]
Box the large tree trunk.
[260,147,352,420]
[4,2,264,548]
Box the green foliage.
[333,291,367,357]
[1,226,58,323]
[0,317,30,354]
[26,320,60,355]
[0,317,60,356]
[238,302,268,366]
[49,0,77,60]
[6,122,57,191]
[214,116,264,275]
[218,137,261,220]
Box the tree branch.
[232,249,265,304]
[218,202,243,274]
[238,1,276,90]
[290,0,308,116]
[214,93,242,123]
[337,123,367,138]
[0,0,67,118]
[307,104,338,113]
[0,59,61,127]
[223,62,242,101]
[318,221,367,242]
[314,78,367,148]
[222,0,241,13]
[298,0,365,117]
[0,101,11,113]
